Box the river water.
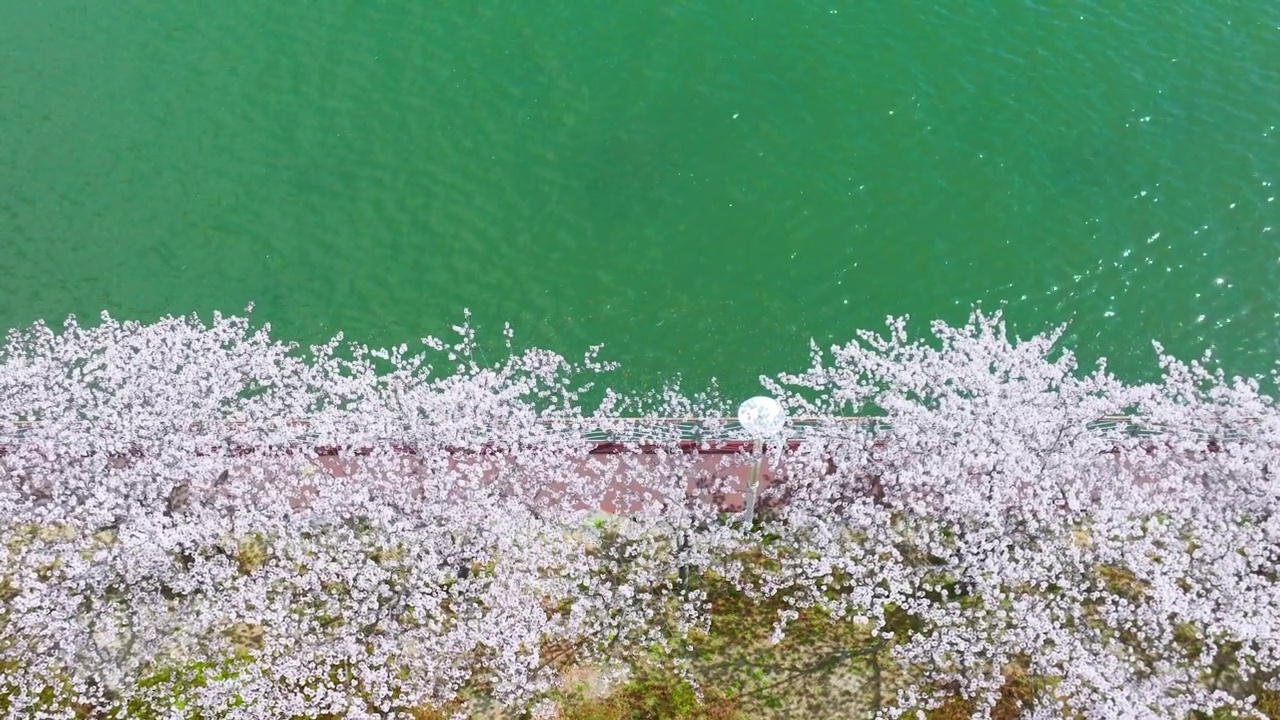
[2,1,1277,404]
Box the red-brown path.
[205,440,810,517]
[1,413,1241,519]
[0,439,799,515]
[198,429,1241,519]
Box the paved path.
[219,441,804,517]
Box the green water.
[2,2,1278,403]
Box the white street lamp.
[738,396,787,530]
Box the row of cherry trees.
[1,304,1277,719]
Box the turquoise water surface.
[2,1,1278,403]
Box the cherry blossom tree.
[745,308,1280,718]
[0,303,1276,719]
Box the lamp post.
[737,396,787,531]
